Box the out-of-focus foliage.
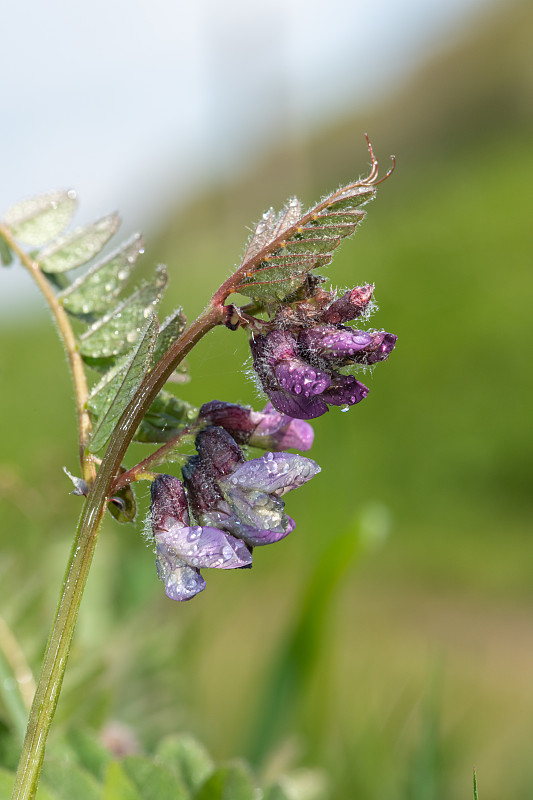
[0,2,532,799]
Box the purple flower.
[250,329,370,419]
[198,400,314,451]
[150,474,252,602]
[183,426,320,547]
[298,325,397,365]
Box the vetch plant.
[0,137,396,799]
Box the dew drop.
[294,384,302,395]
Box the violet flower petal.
[156,525,253,570]
[233,516,296,547]
[299,326,374,360]
[251,403,314,451]
[267,389,329,420]
[226,452,321,495]
[364,332,398,364]
[155,544,206,601]
[274,360,331,397]
[321,375,369,407]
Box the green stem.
[11,303,222,800]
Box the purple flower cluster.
[250,284,397,419]
[150,419,319,601]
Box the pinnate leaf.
[2,189,77,246]
[152,308,187,365]
[236,164,382,303]
[89,315,158,453]
[79,266,167,359]
[134,391,197,444]
[37,214,121,274]
[59,234,145,315]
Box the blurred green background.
[1,1,532,798]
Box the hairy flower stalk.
[2,137,396,799]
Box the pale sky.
[1,0,497,311]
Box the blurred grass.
[1,2,533,798]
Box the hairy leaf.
[134,391,197,443]
[79,266,167,359]
[152,308,187,365]
[59,234,145,315]
[37,214,121,274]
[237,186,374,302]
[89,315,158,453]
[2,189,77,246]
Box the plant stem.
[10,302,223,800]
[111,423,199,493]
[0,225,96,486]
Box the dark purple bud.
[198,401,258,442]
[298,325,374,361]
[195,426,245,477]
[320,284,374,323]
[199,400,314,451]
[151,473,190,534]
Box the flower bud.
[320,284,374,323]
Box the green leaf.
[59,234,145,315]
[79,266,167,359]
[121,755,189,800]
[134,391,197,444]
[193,763,257,800]
[262,784,291,800]
[89,315,158,454]
[152,309,187,365]
[155,734,213,794]
[0,236,13,266]
[103,762,142,800]
[37,214,121,274]
[41,760,102,800]
[108,482,137,523]
[2,189,77,246]
[237,183,375,303]
[62,727,111,781]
